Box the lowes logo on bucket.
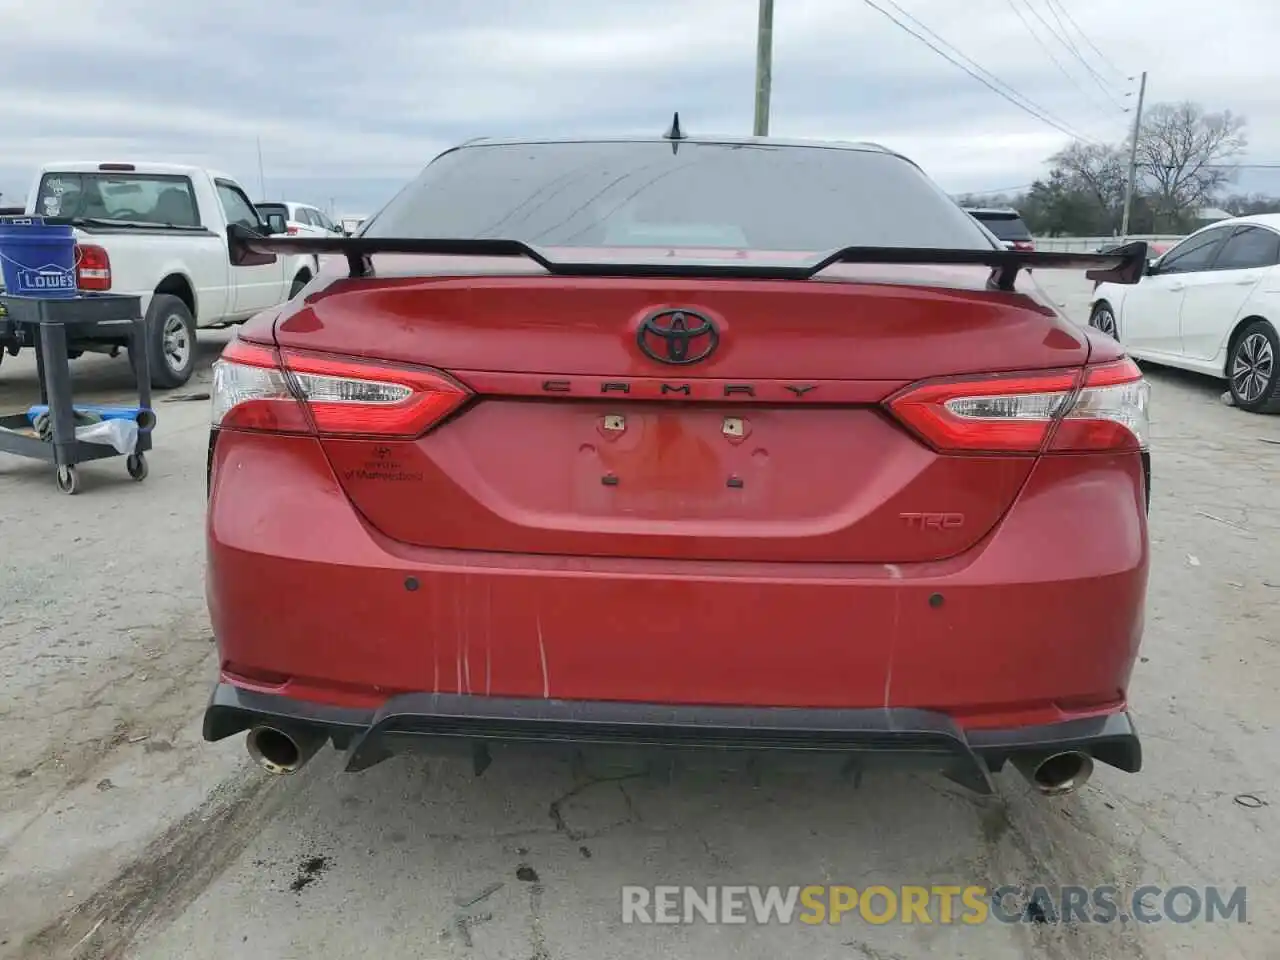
[16,264,77,292]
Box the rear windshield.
[35,173,200,227]
[970,212,1032,241]
[364,141,997,253]
[255,202,290,219]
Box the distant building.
[1195,207,1233,223]
[339,215,366,235]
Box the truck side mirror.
[264,212,288,235]
[227,223,279,267]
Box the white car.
[253,201,344,238]
[1090,214,1280,413]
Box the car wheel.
[1227,319,1280,413]
[1089,301,1119,339]
[144,294,197,389]
[289,273,310,300]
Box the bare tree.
[1134,102,1247,228]
[1049,142,1128,232]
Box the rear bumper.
[206,429,1150,730]
[203,682,1141,794]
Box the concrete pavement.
[1,275,1277,959]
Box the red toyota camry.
[203,131,1151,796]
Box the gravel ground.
[0,273,1277,960]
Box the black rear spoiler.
[227,225,1148,291]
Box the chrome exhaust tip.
[246,725,322,775]
[1013,750,1095,796]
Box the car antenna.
[663,112,686,154]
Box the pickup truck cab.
[16,161,316,387]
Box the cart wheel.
[56,465,79,495]
[126,453,148,481]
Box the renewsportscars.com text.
[621,884,1247,926]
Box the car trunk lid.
[271,260,1087,564]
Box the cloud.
[0,0,1276,213]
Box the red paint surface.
[208,270,1148,730]
[207,431,1146,725]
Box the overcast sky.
[0,0,1276,216]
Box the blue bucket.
[0,217,78,298]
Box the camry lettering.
[534,380,820,398]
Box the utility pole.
[256,136,266,200]
[1120,70,1147,238]
[257,136,270,200]
[753,0,774,136]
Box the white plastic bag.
[74,417,138,455]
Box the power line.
[879,0,1084,131]
[1002,0,1116,122]
[1046,0,1131,86]
[861,0,1096,144]
[959,183,1036,196]
[1039,0,1117,92]
[1021,0,1129,112]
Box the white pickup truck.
[11,161,316,387]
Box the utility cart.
[0,293,153,494]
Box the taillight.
[211,338,471,438]
[76,244,111,291]
[1047,360,1150,452]
[886,358,1148,454]
[211,340,310,433]
[287,224,299,235]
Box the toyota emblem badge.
[636,308,720,365]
